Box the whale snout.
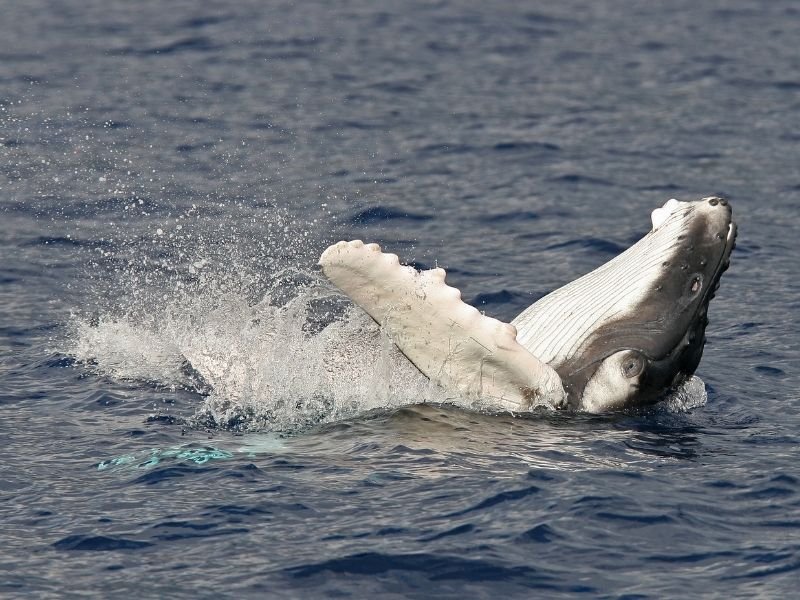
[700,195,732,221]
[693,196,735,261]
[699,195,732,221]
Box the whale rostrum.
[319,198,736,413]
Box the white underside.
[512,206,687,367]
[319,241,566,411]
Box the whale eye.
[621,353,645,379]
[687,274,703,297]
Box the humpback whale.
[319,197,736,413]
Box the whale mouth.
[702,216,737,307]
[630,201,737,407]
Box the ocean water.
[2,0,799,597]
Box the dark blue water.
[3,1,799,597]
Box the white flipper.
[319,240,566,411]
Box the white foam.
[68,280,447,432]
[71,317,187,387]
[662,375,708,412]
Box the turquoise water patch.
[97,446,235,471]
[96,434,287,471]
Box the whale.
[319,197,736,413]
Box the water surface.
[2,1,799,597]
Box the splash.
[662,375,708,412]
[70,275,445,432]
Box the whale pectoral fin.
[319,240,566,410]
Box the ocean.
[2,1,799,597]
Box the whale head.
[512,197,736,412]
